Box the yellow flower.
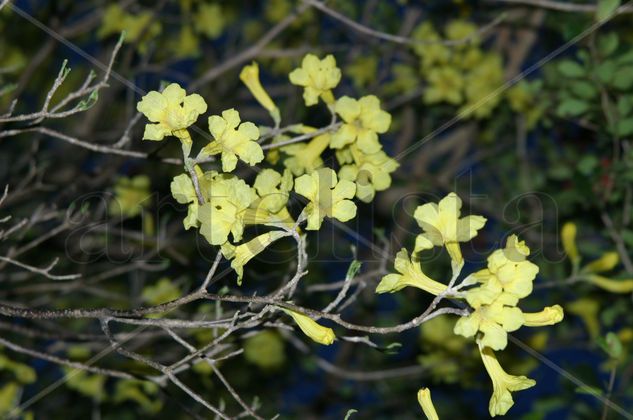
[420,316,468,353]
[289,54,341,106]
[252,168,293,213]
[561,222,580,264]
[566,298,601,339]
[587,274,633,293]
[346,55,378,89]
[506,80,543,128]
[109,175,151,218]
[417,388,440,420]
[223,231,288,285]
[201,108,263,172]
[243,331,285,370]
[424,66,464,105]
[196,175,257,245]
[331,95,391,154]
[98,4,126,38]
[472,235,539,305]
[136,83,207,155]
[338,145,399,203]
[141,277,181,306]
[294,168,357,230]
[283,132,329,176]
[583,252,619,273]
[240,62,280,124]
[454,298,525,351]
[507,81,533,113]
[411,22,450,68]
[169,26,200,58]
[523,305,564,327]
[459,54,504,119]
[98,5,162,53]
[170,172,200,230]
[244,169,295,229]
[618,328,633,343]
[376,248,448,295]
[446,20,479,45]
[194,3,224,39]
[283,309,335,345]
[413,192,486,264]
[478,341,535,417]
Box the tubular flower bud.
[240,62,280,124]
[561,222,579,264]
[417,388,440,420]
[523,305,564,327]
[283,309,335,345]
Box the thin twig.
[488,0,633,13]
[305,0,505,46]
[0,256,80,280]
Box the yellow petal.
[566,298,600,339]
[478,341,535,417]
[230,231,288,285]
[417,388,440,420]
[240,62,280,123]
[583,252,619,273]
[561,222,579,264]
[376,249,448,295]
[587,274,633,293]
[523,305,564,327]
[283,309,335,345]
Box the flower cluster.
[377,192,564,417]
[136,53,396,295]
[285,55,399,203]
[99,2,227,58]
[294,168,357,231]
[411,20,505,119]
[454,235,564,351]
[109,175,152,219]
[98,4,162,53]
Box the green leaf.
[577,155,598,175]
[617,96,633,116]
[597,32,619,56]
[622,229,633,247]
[548,163,573,180]
[380,342,402,355]
[596,0,621,21]
[75,90,99,111]
[346,259,361,280]
[0,83,17,97]
[556,98,590,117]
[558,60,585,78]
[616,117,633,136]
[611,66,633,90]
[617,49,633,64]
[344,409,358,420]
[569,80,598,99]
[596,60,617,84]
[597,332,623,359]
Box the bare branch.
[0,256,80,280]
[487,0,633,13]
[305,0,505,46]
